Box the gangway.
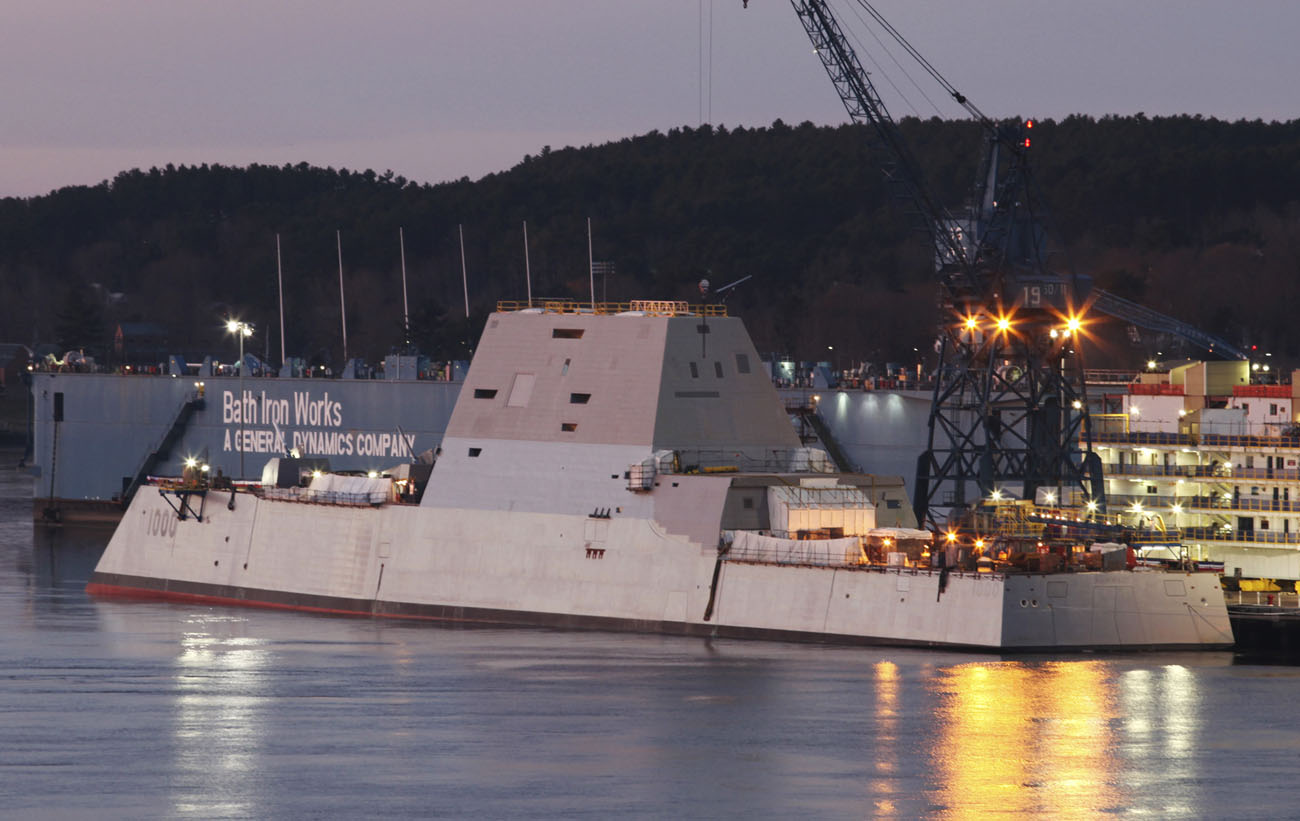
[121,390,206,507]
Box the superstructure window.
[468,447,482,457]
[553,328,585,339]
[689,362,699,379]
[473,388,497,399]
[570,393,591,404]
[714,362,724,378]
[735,353,751,374]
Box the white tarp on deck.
[867,527,932,542]
[787,447,835,473]
[307,473,392,502]
[726,530,864,565]
[767,482,875,536]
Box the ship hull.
[89,488,1234,651]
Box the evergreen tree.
[53,283,107,358]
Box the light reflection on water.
[930,661,1123,818]
[172,619,272,818]
[1,464,1296,817]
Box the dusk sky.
[3,1,1297,198]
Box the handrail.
[1091,430,1193,446]
[1224,591,1300,607]
[496,300,727,317]
[1089,429,1300,451]
[261,486,388,506]
[1103,493,1300,514]
[1181,526,1300,546]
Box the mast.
[276,233,286,366]
[399,227,410,343]
[458,223,470,318]
[523,221,532,307]
[337,229,348,364]
[587,217,595,307]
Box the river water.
[2,454,1297,819]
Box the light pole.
[226,319,254,479]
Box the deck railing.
[495,299,726,317]
[261,486,388,506]
[1224,591,1300,607]
[1181,527,1300,546]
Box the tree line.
[2,114,1298,370]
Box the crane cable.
[838,0,944,119]
[849,0,992,127]
[699,0,715,125]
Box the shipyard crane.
[787,0,1104,527]
[781,0,1248,528]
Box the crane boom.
[791,0,968,271]
[1091,289,1248,361]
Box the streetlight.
[226,318,254,479]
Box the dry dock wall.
[30,373,460,502]
[811,389,932,499]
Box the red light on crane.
[1026,119,1034,129]
[1024,137,1031,148]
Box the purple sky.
[3,0,1297,197]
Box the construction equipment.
[789,0,1101,528]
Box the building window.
[553,328,584,339]
[561,422,577,432]
[689,362,699,379]
[714,361,724,378]
[473,388,497,399]
[468,447,482,457]
[570,393,591,404]
[742,497,754,509]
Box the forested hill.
[2,114,1299,370]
